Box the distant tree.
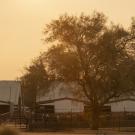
[20,57,49,107]
[43,12,135,129]
[131,17,135,34]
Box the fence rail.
[23,111,135,130]
[1,110,135,131]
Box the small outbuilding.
[37,81,84,113]
[0,81,21,114]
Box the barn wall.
[108,100,135,112]
[0,81,21,105]
[54,99,84,113]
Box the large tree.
[43,12,135,129]
[20,57,49,107]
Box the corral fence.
[26,112,90,130]
[1,108,135,131]
[24,110,135,130]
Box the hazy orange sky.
[0,0,135,80]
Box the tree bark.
[91,106,100,130]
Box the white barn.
[37,82,84,113]
[0,81,21,114]
[37,81,135,113]
[108,98,135,112]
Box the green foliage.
[20,57,49,107]
[43,12,135,129]
[46,44,81,81]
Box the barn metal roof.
[37,97,86,105]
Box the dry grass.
[0,125,19,135]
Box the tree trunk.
[91,106,100,130]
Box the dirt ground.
[21,133,93,135]
[21,133,135,135]
[20,130,135,135]
[19,127,135,135]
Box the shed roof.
[37,97,86,105]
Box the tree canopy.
[43,12,135,129]
[20,58,49,107]
[19,11,135,129]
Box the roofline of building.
[108,98,135,103]
[0,100,10,104]
[37,97,135,105]
[37,97,87,104]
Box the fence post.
[118,113,120,131]
[71,109,72,128]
